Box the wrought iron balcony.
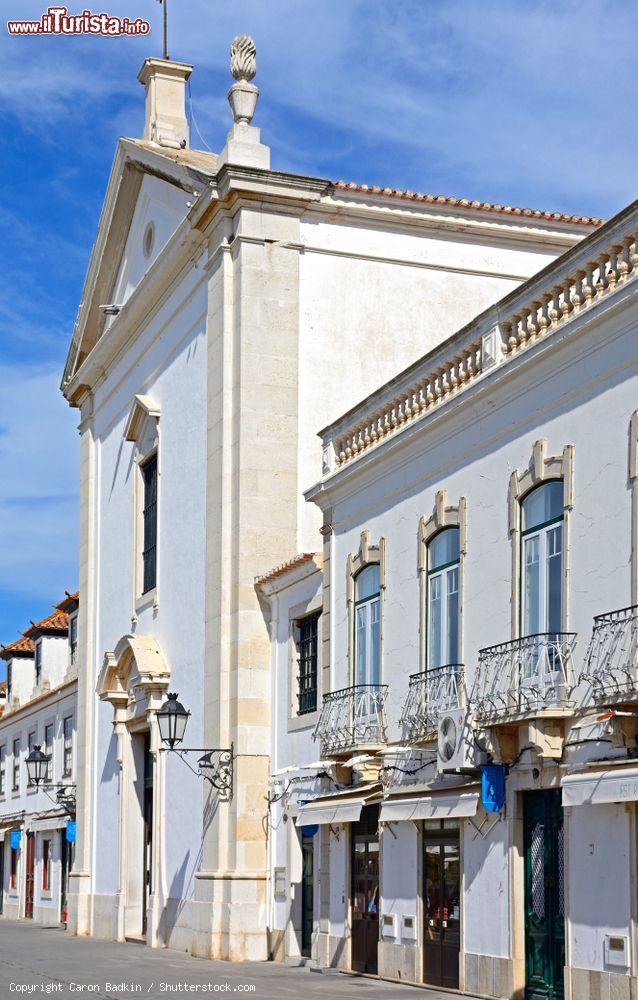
[472,633,576,724]
[579,605,638,703]
[400,664,465,742]
[313,683,388,757]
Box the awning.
[380,789,480,823]
[562,767,638,806]
[30,816,67,833]
[295,785,381,827]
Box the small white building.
[263,193,638,1000]
[59,37,595,961]
[0,594,78,926]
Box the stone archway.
[97,634,170,945]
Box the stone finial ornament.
[230,35,256,82]
[228,34,259,125]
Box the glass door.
[351,806,380,974]
[423,821,461,989]
[301,833,314,957]
[524,790,565,1000]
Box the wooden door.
[351,805,380,974]
[423,821,461,989]
[301,833,314,957]
[25,833,35,919]
[60,835,69,924]
[524,790,565,1000]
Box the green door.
[301,833,314,957]
[524,790,565,1000]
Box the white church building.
[57,30,636,999]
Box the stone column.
[194,200,303,961]
[67,391,97,937]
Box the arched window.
[354,564,380,686]
[521,480,563,638]
[427,527,460,669]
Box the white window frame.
[354,566,381,687]
[427,554,460,671]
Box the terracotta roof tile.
[254,552,320,587]
[23,608,69,639]
[0,635,35,660]
[55,591,79,614]
[330,180,604,228]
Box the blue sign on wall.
[481,765,506,813]
[10,829,22,850]
[66,821,76,844]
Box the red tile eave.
[330,180,604,228]
[23,608,69,640]
[0,635,35,660]
[254,552,319,587]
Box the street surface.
[0,920,477,1000]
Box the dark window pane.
[428,527,460,571]
[522,481,563,532]
[142,455,158,594]
[297,612,319,715]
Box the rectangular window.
[12,738,20,792]
[141,454,158,594]
[27,732,36,787]
[63,717,73,778]
[0,745,5,797]
[297,613,320,715]
[42,839,51,891]
[44,724,54,782]
[34,642,42,685]
[6,663,12,701]
[69,615,78,665]
[10,846,18,889]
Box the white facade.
[262,196,638,999]
[60,48,594,963]
[0,597,78,927]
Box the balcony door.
[427,527,460,672]
[354,565,381,739]
[351,805,379,974]
[521,482,563,682]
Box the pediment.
[61,138,216,396]
[124,394,160,444]
[97,633,170,707]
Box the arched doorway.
[97,634,169,945]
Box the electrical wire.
[187,81,213,152]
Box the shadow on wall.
[157,790,222,943]
[100,730,120,783]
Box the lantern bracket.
[160,744,234,801]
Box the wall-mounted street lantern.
[157,693,234,800]
[25,746,76,815]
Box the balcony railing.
[472,633,576,723]
[579,605,638,703]
[400,664,464,742]
[313,684,388,756]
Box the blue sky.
[1,0,638,650]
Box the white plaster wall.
[297,217,565,548]
[326,304,638,732]
[7,656,35,709]
[568,803,632,972]
[90,252,208,908]
[380,822,419,931]
[39,635,69,692]
[328,831,347,938]
[463,815,509,958]
[110,174,191,311]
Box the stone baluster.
[581,263,595,306]
[425,378,435,407]
[595,255,609,296]
[382,410,392,438]
[538,295,550,335]
[502,321,517,354]
[449,359,459,393]
[630,235,638,274]
[559,281,573,321]
[619,238,633,282]
[607,246,620,290]
[363,422,371,449]
[549,287,561,327]
[511,314,522,350]
[571,272,584,312]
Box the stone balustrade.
[320,203,638,474]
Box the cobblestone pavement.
[0,920,481,1000]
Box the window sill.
[287,709,320,734]
[134,588,158,616]
[40,891,53,901]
